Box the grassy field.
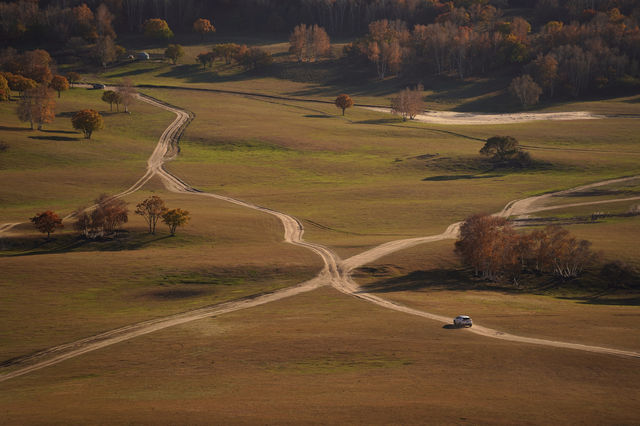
[0,189,321,360]
[1,286,638,424]
[1,41,639,422]
[0,88,174,221]
[136,87,640,257]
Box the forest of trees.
[345,7,640,99]
[1,0,639,102]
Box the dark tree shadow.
[39,129,78,134]
[29,136,81,141]
[423,174,503,181]
[0,125,30,131]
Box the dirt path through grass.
[2,94,639,384]
[364,107,602,124]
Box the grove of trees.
[136,196,190,236]
[74,194,129,239]
[289,24,331,62]
[455,214,599,285]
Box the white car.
[454,315,473,328]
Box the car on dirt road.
[454,315,473,327]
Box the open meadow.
[2,19,640,424]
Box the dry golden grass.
[353,234,640,352]
[0,189,321,360]
[1,286,638,424]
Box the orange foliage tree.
[144,19,173,40]
[17,85,56,130]
[72,109,104,139]
[334,94,354,116]
[50,75,69,98]
[162,208,190,235]
[30,210,63,240]
[193,18,215,40]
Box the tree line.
[455,214,599,285]
[343,5,640,101]
[30,195,190,241]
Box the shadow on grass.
[357,268,517,294]
[0,233,174,257]
[557,295,640,306]
[423,174,503,181]
[146,289,208,300]
[304,114,332,118]
[0,125,30,131]
[108,66,157,78]
[39,129,78,134]
[357,266,640,306]
[28,135,81,142]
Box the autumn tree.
[479,135,531,167]
[509,74,542,107]
[93,35,118,67]
[116,78,137,113]
[193,18,215,40]
[0,74,8,101]
[101,90,122,112]
[526,54,558,97]
[73,195,128,239]
[162,208,190,235]
[335,94,354,116]
[196,52,215,69]
[50,75,69,98]
[95,194,128,236]
[237,47,273,70]
[17,85,56,130]
[30,210,63,240]
[144,19,173,41]
[218,43,241,64]
[135,195,167,234]
[95,3,116,39]
[67,72,81,87]
[391,84,424,121]
[289,24,331,62]
[6,74,37,96]
[164,44,184,65]
[362,20,408,79]
[72,109,104,139]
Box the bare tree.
[135,195,167,234]
[391,84,424,121]
[509,75,542,107]
[117,78,136,113]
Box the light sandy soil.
[1,95,638,384]
[364,107,602,125]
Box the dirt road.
[2,95,639,384]
[364,107,602,125]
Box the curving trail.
[2,94,639,384]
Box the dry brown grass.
[353,236,640,352]
[1,286,638,424]
[0,189,321,360]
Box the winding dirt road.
[2,93,639,384]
